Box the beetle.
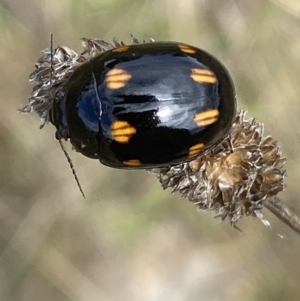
[50,42,236,169]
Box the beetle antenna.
[50,32,53,85]
[58,139,86,198]
[49,33,85,198]
[49,32,54,114]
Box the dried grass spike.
[150,110,287,226]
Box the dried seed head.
[150,111,286,226]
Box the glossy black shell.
[51,42,236,168]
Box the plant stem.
[263,197,300,235]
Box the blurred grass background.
[1,0,300,300]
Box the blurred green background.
[1,0,300,300]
